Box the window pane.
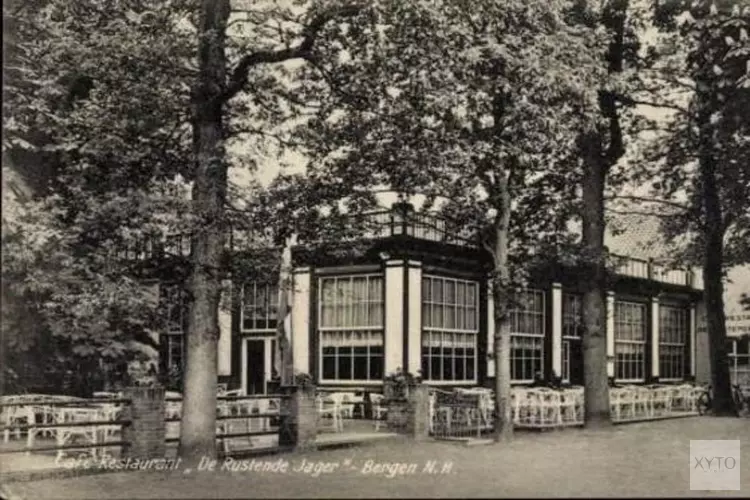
[323,352,336,380]
[338,347,352,380]
[370,348,384,379]
[353,347,368,380]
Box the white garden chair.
[559,388,582,425]
[328,393,354,419]
[535,388,563,426]
[609,387,632,421]
[632,386,653,419]
[371,393,388,431]
[316,394,343,432]
[650,386,672,416]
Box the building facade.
[144,204,704,394]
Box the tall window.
[161,284,187,372]
[728,336,749,386]
[241,283,278,332]
[614,301,646,382]
[659,305,688,380]
[510,290,545,382]
[421,276,479,382]
[319,275,384,381]
[562,293,583,384]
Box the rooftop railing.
[611,254,700,289]
[111,207,702,291]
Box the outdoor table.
[54,403,113,459]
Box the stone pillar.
[606,292,616,379]
[122,386,166,459]
[278,386,317,451]
[385,385,430,440]
[551,283,563,378]
[650,297,660,381]
[408,385,431,441]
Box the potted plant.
[383,368,422,402]
[292,371,315,395]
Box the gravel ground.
[2,417,749,499]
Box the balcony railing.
[111,208,701,292]
[358,208,477,248]
[612,254,700,289]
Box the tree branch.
[615,94,690,115]
[221,3,364,102]
[605,194,691,211]
[605,208,682,219]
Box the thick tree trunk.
[179,0,231,463]
[575,0,630,429]
[579,130,612,428]
[492,175,513,442]
[698,104,735,416]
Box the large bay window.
[160,284,187,372]
[319,275,384,381]
[421,275,479,382]
[241,282,278,332]
[562,293,583,384]
[659,305,688,380]
[510,289,545,382]
[614,301,646,382]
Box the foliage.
[292,371,315,390]
[383,368,422,401]
[629,0,750,268]
[1,0,198,389]
[298,0,605,281]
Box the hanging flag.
[275,234,296,386]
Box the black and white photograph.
[1,0,749,497]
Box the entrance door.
[246,339,265,395]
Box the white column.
[407,261,422,376]
[291,268,311,375]
[690,303,697,377]
[606,291,616,378]
[487,279,495,378]
[217,279,232,376]
[241,338,248,395]
[143,282,161,370]
[651,297,660,380]
[551,283,563,378]
[384,260,405,375]
[264,338,273,392]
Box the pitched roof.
[604,212,681,261]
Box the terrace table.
[1,394,86,446]
[54,403,116,459]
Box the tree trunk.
[179,0,231,463]
[698,100,735,416]
[492,174,513,442]
[579,130,612,428]
[575,0,630,428]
